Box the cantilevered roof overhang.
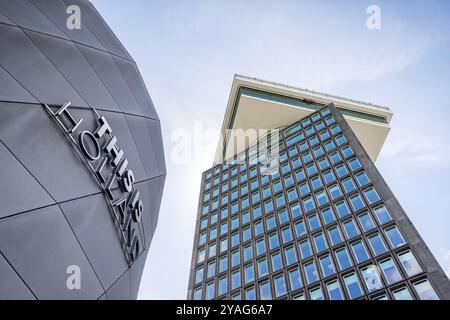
[214,75,393,164]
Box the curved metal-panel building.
[0,0,165,299]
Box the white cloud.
[381,133,450,169]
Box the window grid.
[190,106,433,300]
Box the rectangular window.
[254,221,263,237]
[259,281,272,300]
[231,232,240,247]
[299,182,310,196]
[318,157,330,170]
[328,184,342,200]
[278,209,289,224]
[342,177,356,193]
[361,265,383,292]
[207,261,216,278]
[341,145,353,158]
[330,151,341,164]
[321,207,335,224]
[380,258,403,285]
[244,264,255,284]
[328,226,343,246]
[288,268,303,291]
[326,280,344,300]
[243,227,251,242]
[243,244,253,261]
[335,247,352,270]
[295,220,307,237]
[231,250,240,267]
[271,252,283,272]
[323,170,335,184]
[219,255,228,273]
[358,212,375,232]
[335,164,348,178]
[290,203,302,219]
[197,248,205,263]
[308,214,321,231]
[373,205,392,224]
[264,199,273,213]
[351,241,369,263]
[355,171,370,187]
[364,187,381,204]
[413,279,439,300]
[231,270,241,290]
[195,267,204,284]
[266,215,276,230]
[304,261,319,284]
[306,163,318,176]
[385,226,406,248]
[206,282,215,300]
[274,274,287,298]
[209,243,216,258]
[349,193,365,211]
[268,233,280,250]
[348,157,362,171]
[335,200,350,218]
[319,254,335,277]
[310,286,324,300]
[256,238,266,256]
[282,226,293,243]
[193,287,202,300]
[284,246,297,265]
[287,188,298,202]
[343,273,363,299]
[219,276,228,296]
[311,176,323,190]
[258,258,269,277]
[315,190,329,206]
[398,250,422,277]
[343,219,360,239]
[367,233,387,256]
[392,287,413,300]
[299,239,312,259]
[313,233,328,252]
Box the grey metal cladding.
[25,30,120,112]
[0,142,55,219]
[0,0,68,39]
[0,24,87,106]
[0,102,101,202]
[0,252,35,300]
[136,175,166,248]
[0,1,165,299]
[61,0,132,60]
[0,66,38,104]
[60,193,129,289]
[76,44,143,115]
[105,269,131,300]
[0,10,16,25]
[126,115,163,179]
[113,56,159,119]
[30,0,107,50]
[0,205,104,299]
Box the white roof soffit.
[214,75,393,165]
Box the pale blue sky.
[91,0,450,299]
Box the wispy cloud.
[381,133,450,169]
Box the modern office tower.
[0,1,165,299]
[187,75,450,300]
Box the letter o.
[78,131,100,161]
[132,200,143,223]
